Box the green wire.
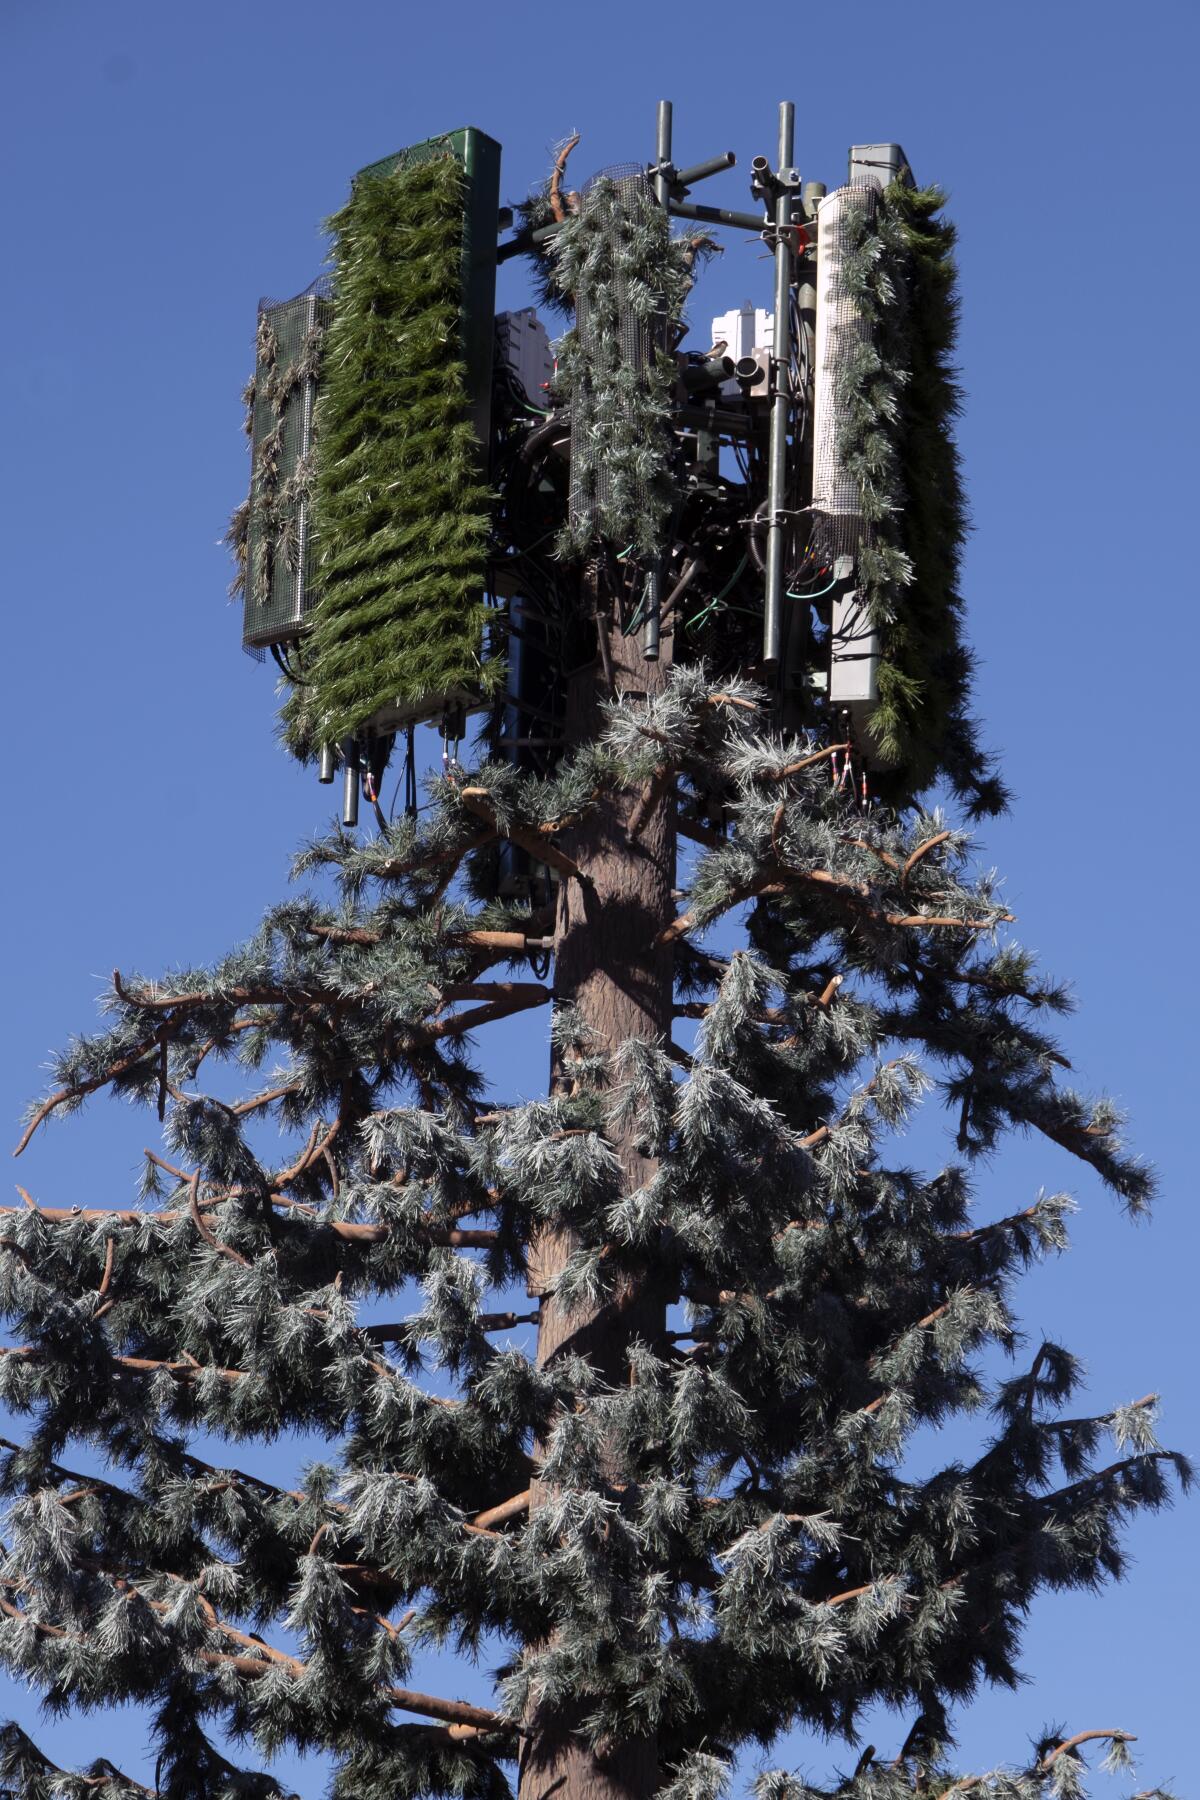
[686,554,749,633]
[788,574,840,601]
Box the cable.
[787,573,840,602]
[269,642,311,685]
[686,553,749,633]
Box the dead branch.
[549,133,581,223]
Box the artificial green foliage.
[835,184,1005,818]
[287,154,496,756]
[550,178,693,561]
[228,303,327,633]
[1,669,1183,1799]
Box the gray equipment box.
[848,143,911,189]
[830,587,880,714]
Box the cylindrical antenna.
[644,99,674,664]
[763,100,797,672]
[318,743,336,784]
[681,354,737,391]
[342,757,359,829]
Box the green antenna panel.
[355,126,501,448]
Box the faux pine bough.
[832,184,998,815]
[2,668,1185,1800]
[551,176,694,562]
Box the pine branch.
[659,854,1011,946]
[455,785,592,888]
[0,1195,498,1251]
[13,1028,168,1156]
[471,1489,532,1530]
[1040,1729,1136,1770]
[1038,1449,1183,1514]
[0,1569,516,1738]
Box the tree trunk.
[519,597,675,1800]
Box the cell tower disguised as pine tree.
[0,104,1186,1800]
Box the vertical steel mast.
[763,100,797,669]
[644,98,674,662]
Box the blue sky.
[1,0,1197,1791]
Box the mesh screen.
[569,165,656,542]
[242,281,332,651]
[811,184,876,558]
[355,134,458,182]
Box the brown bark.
[518,596,675,1800]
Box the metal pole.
[644,100,673,663]
[653,98,672,207]
[763,100,796,670]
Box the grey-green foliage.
[0,669,1184,1799]
[833,184,1004,819]
[550,178,694,561]
[228,306,326,624]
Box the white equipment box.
[496,308,555,409]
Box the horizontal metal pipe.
[496,219,562,264]
[671,150,736,189]
[682,354,736,391]
[668,197,767,234]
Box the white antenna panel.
[811,184,876,557]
